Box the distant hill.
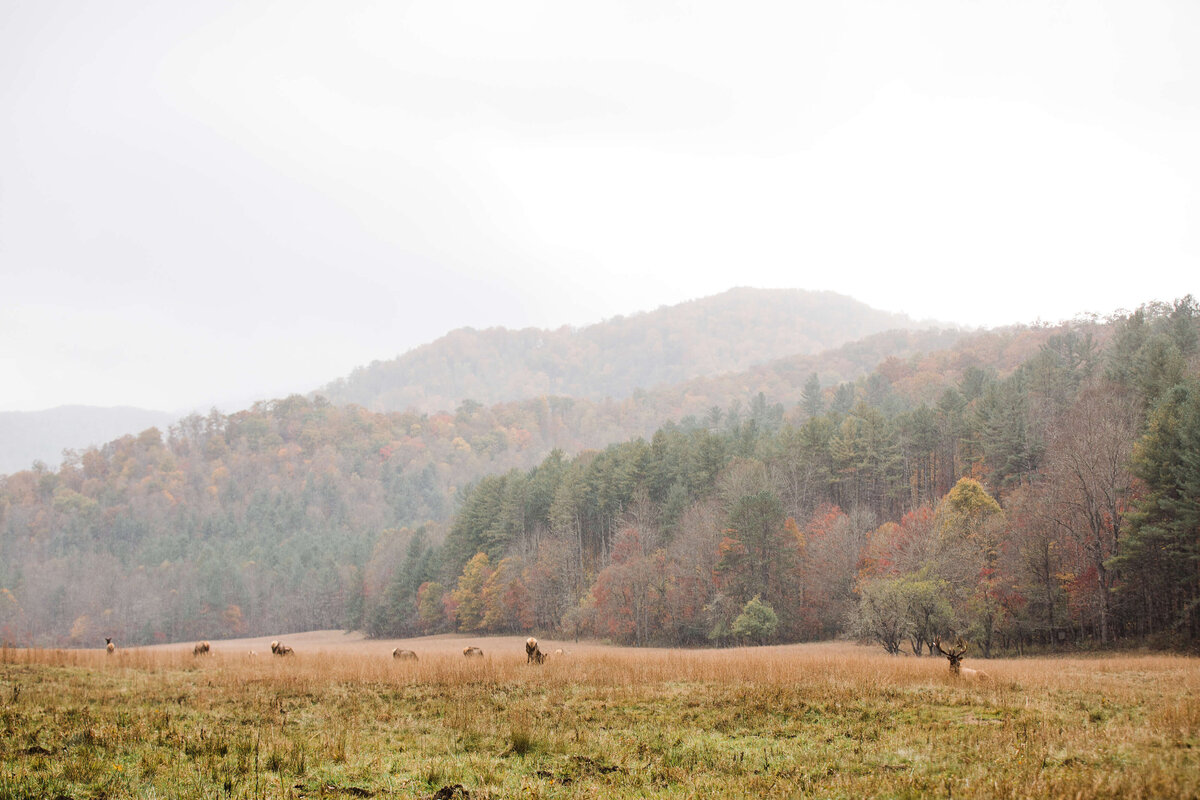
[316,288,935,412]
[0,405,177,475]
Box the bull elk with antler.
[933,637,989,681]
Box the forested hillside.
[417,299,1199,651]
[3,300,1196,652]
[0,323,971,646]
[317,288,927,412]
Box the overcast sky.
[3,1,1197,413]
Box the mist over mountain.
[316,288,935,413]
[4,289,932,477]
[0,406,177,477]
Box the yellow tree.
[936,477,1005,654]
[481,557,533,633]
[451,553,492,632]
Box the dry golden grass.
[2,638,1198,798]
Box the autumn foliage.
[1,298,1198,651]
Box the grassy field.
[1,636,1198,799]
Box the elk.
[933,637,989,680]
[270,641,294,656]
[463,646,484,658]
[193,640,211,656]
[392,648,418,661]
[105,637,115,655]
[525,637,547,664]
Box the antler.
[933,637,968,657]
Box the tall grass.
[1,642,1198,798]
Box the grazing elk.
[525,637,547,664]
[463,646,484,658]
[270,641,294,656]
[193,640,211,656]
[933,637,989,680]
[392,648,418,661]
[105,637,115,655]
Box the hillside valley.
[3,292,1198,658]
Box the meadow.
[1,634,1198,799]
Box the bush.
[731,596,779,645]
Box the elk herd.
[152,636,569,665]
[108,634,989,680]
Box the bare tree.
[1039,384,1139,643]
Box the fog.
[3,1,1197,412]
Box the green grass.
[1,643,1198,798]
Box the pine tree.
[1116,379,1200,637]
[802,373,823,417]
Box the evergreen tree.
[1116,379,1200,637]
[801,373,823,417]
[831,382,856,414]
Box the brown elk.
[392,648,418,661]
[933,637,989,680]
[193,640,211,656]
[525,637,547,664]
[105,637,115,655]
[463,646,484,658]
[270,641,294,656]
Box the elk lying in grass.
[105,638,115,655]
[526,637,547,664]
[193,640,211,656]
[392,648,418,661]
[270,641,294,656]
[933,637,989,680]
[463,646,484,658]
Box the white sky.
[2,0,1197,413]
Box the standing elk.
[193,641,211,656]
[463,646,484,658]
[105,637,115,655]
[270,641,294,656]
[392,648,418,661]
[933,637,989,680]
[525,637,547,664]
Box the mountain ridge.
[2,288,945,476]
[316,287,943,412]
